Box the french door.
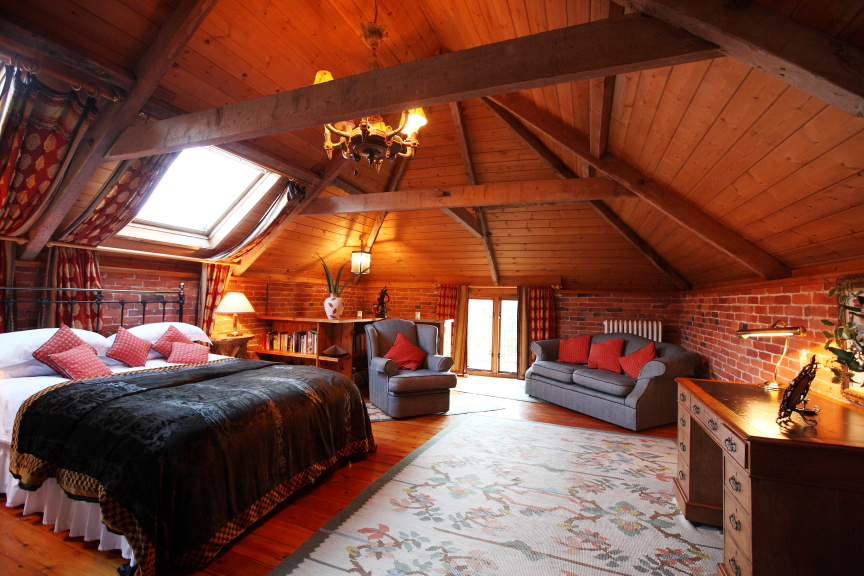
[467,296,518,376]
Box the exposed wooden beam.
[441,207,484,239]
[105,14,720,160]
[234,157,350,275]
[20,0,219,260]
[617,0,864,117]
[331,178,370,196]
[475,208,499,286]
[387,158,409,192]
[302,178,629,216]
[481,98,577,179]
[366,212,387,251]
[450,102,478,186]
[490,92,791,280]
[589,1,624,158]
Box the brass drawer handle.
[708,419,718,431]
[680,392,686,402]
[729,513,742,531]
[680,417,686,427]
[679,470,686,481]
[679,442,686,452]
[725,437,738,452]
[692,404,701,414]
[729,557,742,576]
[728,475,741,492]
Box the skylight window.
[119,146,281,249]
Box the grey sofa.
[365,319,458,418]
[525,333,701,431]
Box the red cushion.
[166,342,210,364]
[32,325,95,373]
[558,335,591,364]
[383,333,427,370]
[48,344,112,380]
[107,326,153,367]
[152,325,193,357]
[618,342,657,379]
[587,338,625,373]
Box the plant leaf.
[821,319,836,326]
[317,253,334,292]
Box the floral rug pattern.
[272,415,721,576]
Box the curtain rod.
[0,51,121,101]
[0,235,27,245]
[45,241,239,266]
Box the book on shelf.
[261,329,318,355]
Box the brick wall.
[556,291,683,345]
[100,270,198,335]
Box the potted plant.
[318,254,364,319]
[821,279,864,396]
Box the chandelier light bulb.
[314,70,334,84]
[402,108,427,134]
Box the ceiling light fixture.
[314,0,427,175]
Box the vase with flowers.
[318,254,364,319]
[821,278,864,398]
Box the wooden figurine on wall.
[372,287,389,318]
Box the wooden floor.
[0,379,676,576]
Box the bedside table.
[210,335,255,359]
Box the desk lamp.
[215,291,255,337]
[736,320,806,390]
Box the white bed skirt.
[1,440,135,564]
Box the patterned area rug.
[456,377,548,404]
[366,392,503,421]
[270,415,722,576]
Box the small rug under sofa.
[366,391,503,421]
[269,415,722,575]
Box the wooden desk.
[675,378,864,576]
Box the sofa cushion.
[531,360,581,383]
[388,369,457,393]
[587,338,624,373]
[558,335,591,364]
[619,342,657,379]
[529,373,628,405]
[572,367,636,397]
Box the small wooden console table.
[675,378,864,576]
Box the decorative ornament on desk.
[317,253,365,319]
[372,286,389,318]
[777,355,820,427]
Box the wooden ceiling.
[1,0,862,290]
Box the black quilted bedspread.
[10,359,375,576]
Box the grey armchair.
[365,319,457,418]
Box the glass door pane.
[498,300,518,373]
[467,299,493,371]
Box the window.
[118,146,280,249]
[467,295,518,376]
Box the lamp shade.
[214,291,255,314]
[351,250,371,274]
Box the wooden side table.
[210,335,255,359]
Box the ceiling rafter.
[448,100,499,285]
[489,92,791,280]
[20,0,220,261]
[589,0,624,159]
[616,0,864,117]
[482,96,691,290]
[103,14,720,160]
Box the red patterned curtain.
[437,284,469,375]
[0,69,98,237]
[517,285,558,379]
[200,263,232,336]
[57,153,178,245]
[0,241,11,333]
[47,246,101,331]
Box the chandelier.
[314,0,427,175]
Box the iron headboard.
[0,284,191,334]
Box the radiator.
[603,319,663,342]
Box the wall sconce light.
[736,320,807,390]
[214,291,256,337]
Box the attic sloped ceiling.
[0,0,861,289]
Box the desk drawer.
[719,424,747,470]
[723,532,753,576]
[677,431,689,460]
[677,383,689,407]
[677,403,690,435]
[724,454,751,511]
[676,453,690,499]
[724,489,752,560]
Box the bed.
[0,321,375,576]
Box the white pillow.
[0,328,110,368]
[0,359,61,379]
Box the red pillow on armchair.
[587,338,625,373]
[384,333,427,370]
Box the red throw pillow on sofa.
[107,326,153,367]
[558,335,592,364]
[384,333,427,370]
[587,338,624,373]
[48,344,112,380]
[33,325,96,373]
[152,325,194,357]
[166,342,210,364]
[619,342,657,379]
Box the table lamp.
[736,320,806,390]
[215,291,255,337]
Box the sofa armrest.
[427,354,454,372]
[639,352,701,379]
[370,356,399,376]
[530,339,561,362]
